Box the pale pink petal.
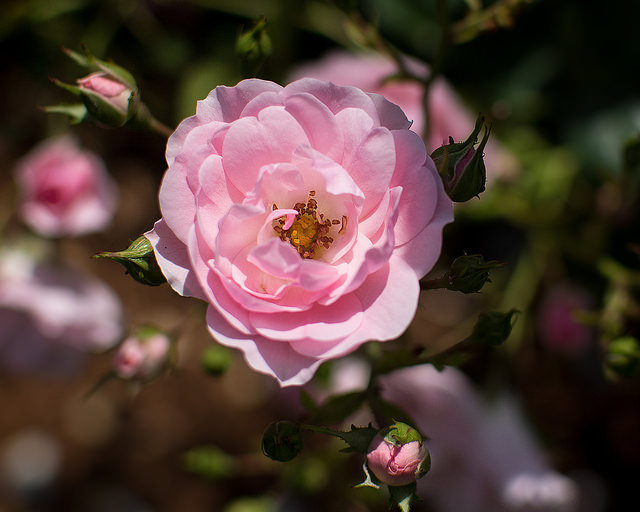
[145,221,205,299]
[249,292,363,343]
[284,92,344,163]
[196,78,284,123]
[158,163,198,244]
[221,108,309,192]
[206,305,324,386]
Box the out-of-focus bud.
[113,327,172,381]
[468,309,519,346]
[366,422,430,487]
[236,16,272,76]
[447,254,503,293]
[261,420,303,462]
[431,115,490,202]
[606,336,640,377]
[94,235,166,286]
[201,345,233,377]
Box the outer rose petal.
[206,306,324,386]
[146,220,205,299]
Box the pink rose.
[0,245,123,374]
[147,78,453,386]
[113,332,171,380]
[14,136,118,237]
[367,433,429,486]
[289,51,518,183]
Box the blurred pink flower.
[147,78,453,386]
[537,285,594,356]
[289,51,518,183]
[0,245,122,374]
[14,136,118,237]
[113,332,171,380]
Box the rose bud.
[113,328,172,380]
[366,422,430,486]
[431,115,490,202]
[75,72,136,127]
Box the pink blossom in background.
[14,136,118,237]
[537,284,594,356]
[366,434,427,486]
[113,333,171,380]
[0,245,122,374]
[147,78,453,386]
[289,51,518,183]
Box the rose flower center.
[273,190,345,259]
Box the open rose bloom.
[147,78,453,386]
[14,136,118,237]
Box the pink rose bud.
[13,136,118,237]
[75,72,136,127]
[113,329,171,380]
[366,422,430,486]
[430,115,490,202]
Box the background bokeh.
[1,1,639,511]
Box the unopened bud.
[201,345,233,377]
[447,254,503,293]
[469,309,518,346]
[113,327,172,381]
[431,115,490,202]
[262,420,303,462]
[75,72,137,127]
[236,16,272,75]
[94,235,166,286]
[366,422,430,486]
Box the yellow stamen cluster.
[273,190,343,259]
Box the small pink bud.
[76,72,135,126]
[113,332,171,380]
[366,424,430,486]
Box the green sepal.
[302,423,378,454]
[94,235,166,286]
[62,44,137,90]
[42,103,88,124]
[388,482,418,512]
[355,459,381,489]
